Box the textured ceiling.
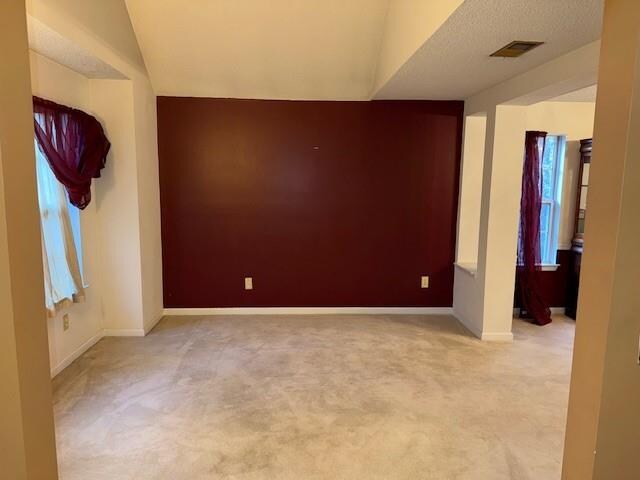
[124,0,602,100]
[375,0,604,100]
[551,85,598,102]
[27,15,126,79]
[125,0,390,100]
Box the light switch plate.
[421,276,429,288]
[244,277,253,290]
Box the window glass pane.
[35,140,62,213]
[35,139,83,276]
[539,202,552,262]
[35,138,85,308]
[541,136,557,200]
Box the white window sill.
[455,262,477,277]
[517,264,560,272]
[539,264,560,272]
[456,263,559,277]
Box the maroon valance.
[33,96,110,209]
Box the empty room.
[2,1,640,479]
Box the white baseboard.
[51,323,159,378]
[453,310,482,339]
[513,307,566,316]
[51,330,103,378]
[454,310,514,342]
[480,331,514,342]
[103,328,146,337]
[144,313,163,335]
[162,307,454,316]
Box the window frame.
[539,134,567,268]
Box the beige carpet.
[52,314,574,480]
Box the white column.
[0,1,59,478]
[454,105,526,341]
[563,0,640,477]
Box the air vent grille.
[490,41,544,58]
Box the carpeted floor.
[52,314,575,480]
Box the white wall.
[373,0,463,95]
[30,51,104,376]
[132,79,163,331]
[30,50,163,375]
[27,0,164,374]
[456,114,486,265]
[89,79,147,336]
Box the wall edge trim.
[52,323,158,377]
[454,309,514,342]
[480,331,514,342]
[144,313,163,335]
[513,307,567,316]
[453,309,482,339]
[50,330,103,378]
[162,307,454,316]
[103,328,146,337]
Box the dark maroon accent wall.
[514,249,572,308]
[158,97,464,308]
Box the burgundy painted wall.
[514,249,571,308]
[158,97,464,308]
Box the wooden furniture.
[566,139,591,319]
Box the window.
[35,138,85,313]
[538,135,566,266]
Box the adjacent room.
[3,1,640,479]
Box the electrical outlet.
[63,314,70,331]
[244,277,253,290]
[421,276,429,288]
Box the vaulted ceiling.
[125,0,391,100]
[120,0,603,101]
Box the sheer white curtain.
[35,139,84,314]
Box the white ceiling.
[27,15,126,79]
[375,0,604,100]
[125,0,390,100]
[123,0,603,101]
[550,85,598,102]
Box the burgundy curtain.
[33,97,110,209]
[517,131,552,326]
